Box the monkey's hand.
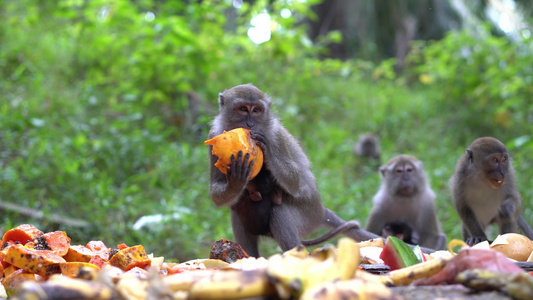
[226,151,254,193]
[250,130,267,154]
[466,237,488,247]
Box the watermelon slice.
[379,236,420,271]
[411,245,426,263]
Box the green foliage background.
[1,0,532,261]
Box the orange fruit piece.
[204,128,263,180]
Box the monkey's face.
[484,153,509,189]
[389,162,417,196]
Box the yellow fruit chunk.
[64,245,95,263]
[3,244,65,276]
[59,262,101,278]
[204,128,263,179]
[109,245,151,271]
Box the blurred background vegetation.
[1,0,532,261]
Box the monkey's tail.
[300,221,361,247]
[517,214,533,239]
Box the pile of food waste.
[1,224,533,299]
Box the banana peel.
[387,256,452,286]
[300,277,402,300]
[457,269,533,300]
[267,237,360,299]
[13,275,114,300]
[188,269,275,300]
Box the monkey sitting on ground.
[354,133,381,161]
[450,137,533,246]
[382,221,416,245]
[207,84,380,257]
[353,133,381,172]
[365,154,447,250]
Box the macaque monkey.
[382,221,415,244]
[365,155,447,249]
[208,84,380,257]
[450,137,533,246]
[354,133,381,161]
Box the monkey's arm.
[418,203,447,250]
[498,198,519,234]
[455,200,488,245]
[517,214,533,239]
[364,207,387,236]
[251,126,310,196]
[209,150,253,207]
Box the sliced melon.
[379,236,419,271]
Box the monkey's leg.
[230,210,260,257]
[269,205,302,252]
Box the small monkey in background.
[450,137,533,246]
[354,133,381,173]
[365,154,447,249]
[354,133,381,161]
[207,84,380,257]
[382,221,415,244]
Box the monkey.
[354,133,381,161]
[382,221,415,244]
[207,84,380,257]
[365,154,447,250]
[450,137,533,246]
[353,133,381,173]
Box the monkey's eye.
[405,166,414,173]
[502,156,508,162]
[239,106,248,112]
[252,107,262,113]
[395,168,403,174]
[493,157,499,163]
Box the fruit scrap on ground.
[0,224,158,298]
[3,223,533,299]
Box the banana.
[267,238,361,299]
[353,269,394,286]
[13,276,114,300]
[188,269,275,300]
[300,278,401,300]
[457,269,533,300]
[163,269,218,292]
[387,256,451,286]
[116,276,148,300]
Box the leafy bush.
[408,25,533,140]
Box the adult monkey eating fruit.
[207,84,379,257]
[450,137,533,246]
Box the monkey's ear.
[218,93,225,106]
[379,166,386,177]
[466,149,473,163]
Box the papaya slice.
[59,262,100,278]
[2,224,44,245]
[3,244,65,276]
[204,128,263,179]
[86,240,109,260]
[44,231,71,257]
[109,245,151,271]
[64,245,95,263]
